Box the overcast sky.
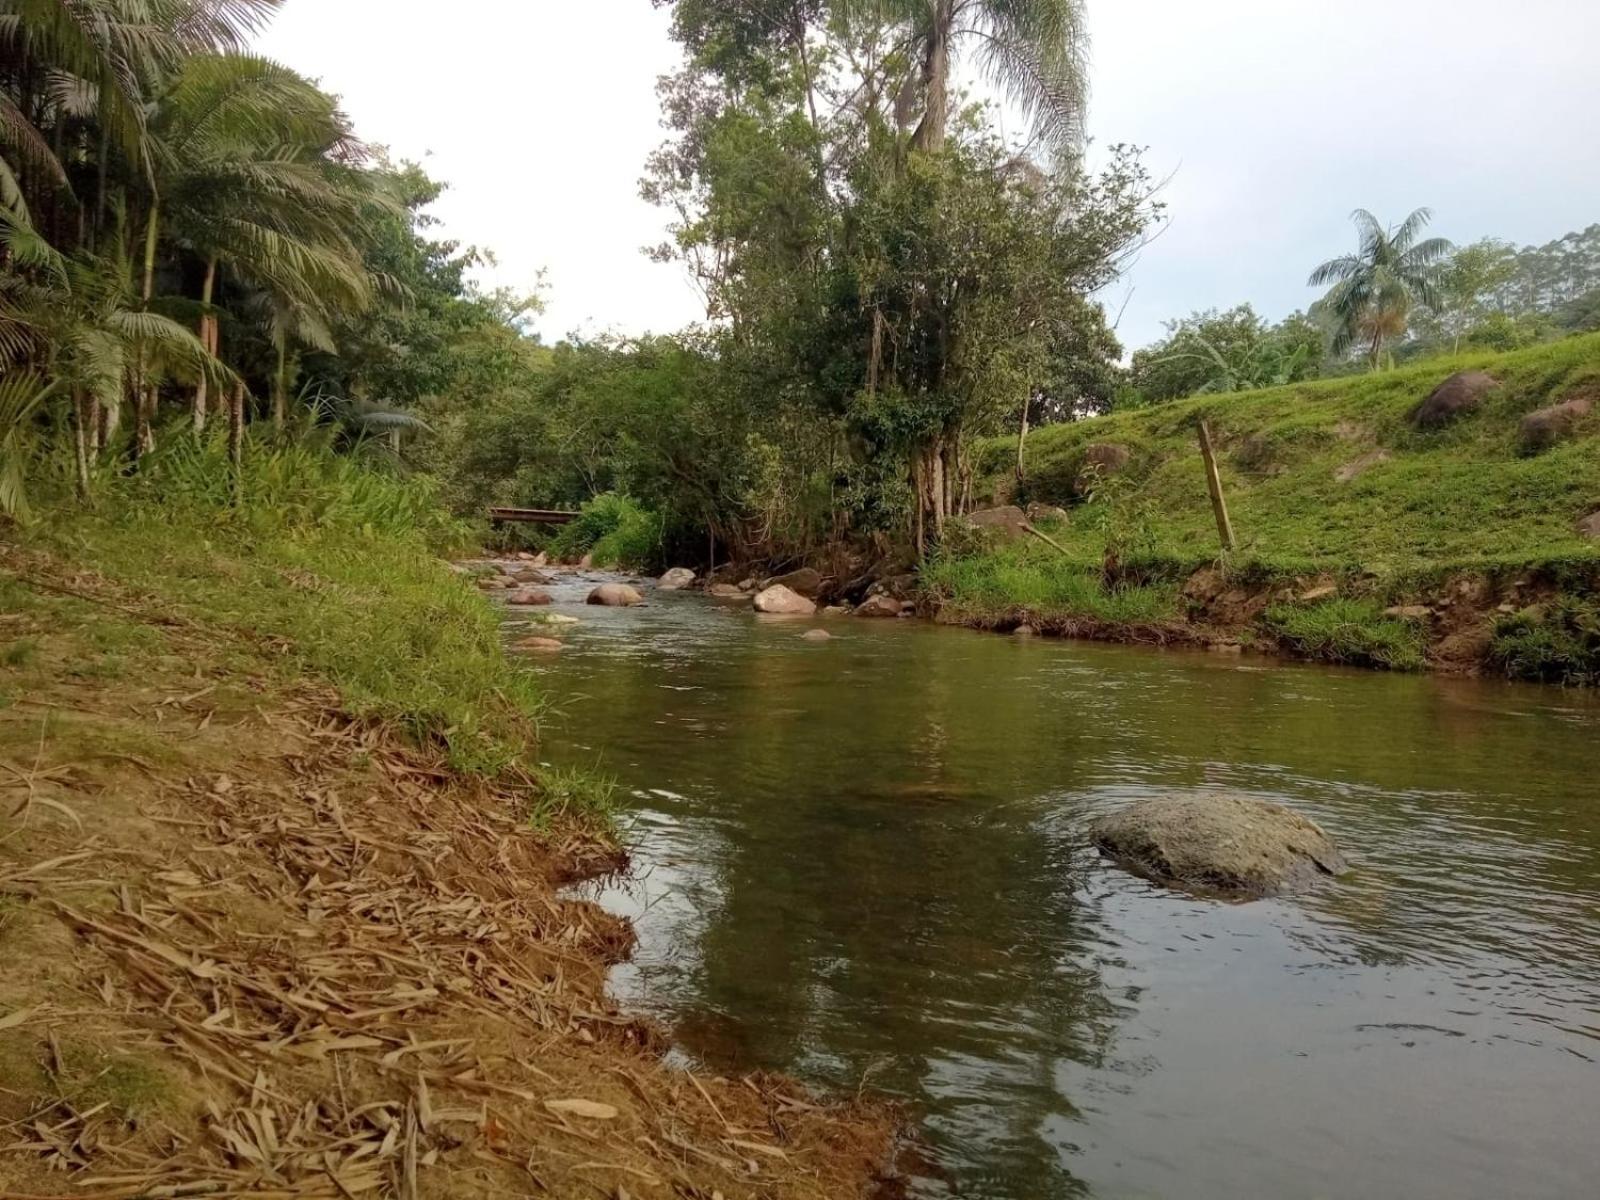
[258,1,1600,351]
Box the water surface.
[516,576,1600,1199]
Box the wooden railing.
[486,507,579,526]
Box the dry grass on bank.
[0,549,894,1199]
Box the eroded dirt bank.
[0,552,893,1199]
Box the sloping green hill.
[926,335,1600,680]
[985,333,1600,575]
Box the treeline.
[0,0,537,521]
[1124,222,1600,407]
[428,0,1158,567]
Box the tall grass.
[34,436,543,775]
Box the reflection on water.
[515,576,1600,1199]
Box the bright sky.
[258,1,1600,351]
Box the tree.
[1308,208,1453,369]
[1424,239,1518,353]
[837,0,1089,154]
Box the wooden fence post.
[1196,419,1236,551]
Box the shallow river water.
[514,575,1600,1200]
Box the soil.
[0,551,895,1199]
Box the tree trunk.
[1369,327,1384,371]
[72,391,91,500]
[1016,399,1031,484]
[141,199,159,304]
[194,257,217,436]
[910,3,953,153]
[228,382,245,481]
[273,340,288,431]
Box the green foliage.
[36,447,541,774]
[1489,598,1600,685]
[1309,207,1453,366]
[922,541,1179,626]
[549,493,666,571]
[994,334,1600,575]
[1127,305,1324,405]
[1263,599,1426,671]
[527,765,619,830]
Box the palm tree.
[839,0,1088,153]
[149,52,375,432]
[1309,208,1453,369]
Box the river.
[511,573,1600,1200]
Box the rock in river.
[801,628,832,643]
[1092,793,1348,899]
[507,588,552,606]
[587,583,644,607]
[753,584,816,615]
[854,595,904,619]
[658,567,697,590]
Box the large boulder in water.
[855,595,904,619]
[1092,793,1348,899]
[587,583,644,607]
[658,567,697,591]
[507,587,553,606]
[753,584,816,615]
[1411,371,1499,430]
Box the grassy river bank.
[0,463,893,1199]
[924,334,1600,682]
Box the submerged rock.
[507,588,553,606]
[854,595,904,619]
[706,583,747,600]
[658,567,697,591]
[801,628,832,643]
[1092,793,1348,899]
[587,583,644,607]
[1411,370,1499,429]
[753,584,816,615]
[512,566,554,585]
[514,636,565,653]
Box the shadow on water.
[516,575,1600,1200]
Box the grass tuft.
[1263,599,1427,671]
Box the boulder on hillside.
[1026,502,1070,525]
[1074,443,1132,495]
[1410,370,1500,430]
[658,567,697,591]
[966,506,1029,539]
[765,567,824,599]
[1519,397,1592,455]
[507,588,553,606]
[587,583,644,607]
[855,595,904,619]
[752,584,816,615]
[1575,511,1600,541]
[1093,793,1348,900]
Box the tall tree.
[1308,207,1453,369]
[840,0,1088,153]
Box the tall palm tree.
[840,0,1088,153]
[149,52,374,432]
[1309,208,1453,369]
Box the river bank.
[922,333,1600,683]
[0,520,895,1198]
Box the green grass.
[922,542,1181,626]
[1262,598,1428,671]
[982,333,1600,577]
[549,492,665,570]
[1489,597,1600,685]
[21,440,570,785]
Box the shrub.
[549,493,664,570]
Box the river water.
[513,574,1600,1200]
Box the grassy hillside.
[986,333,1600,575]
[928,335,1600,680]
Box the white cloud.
[258,0,1600,350]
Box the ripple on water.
[537,585,1600,1200]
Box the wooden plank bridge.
[487,507,579,527]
